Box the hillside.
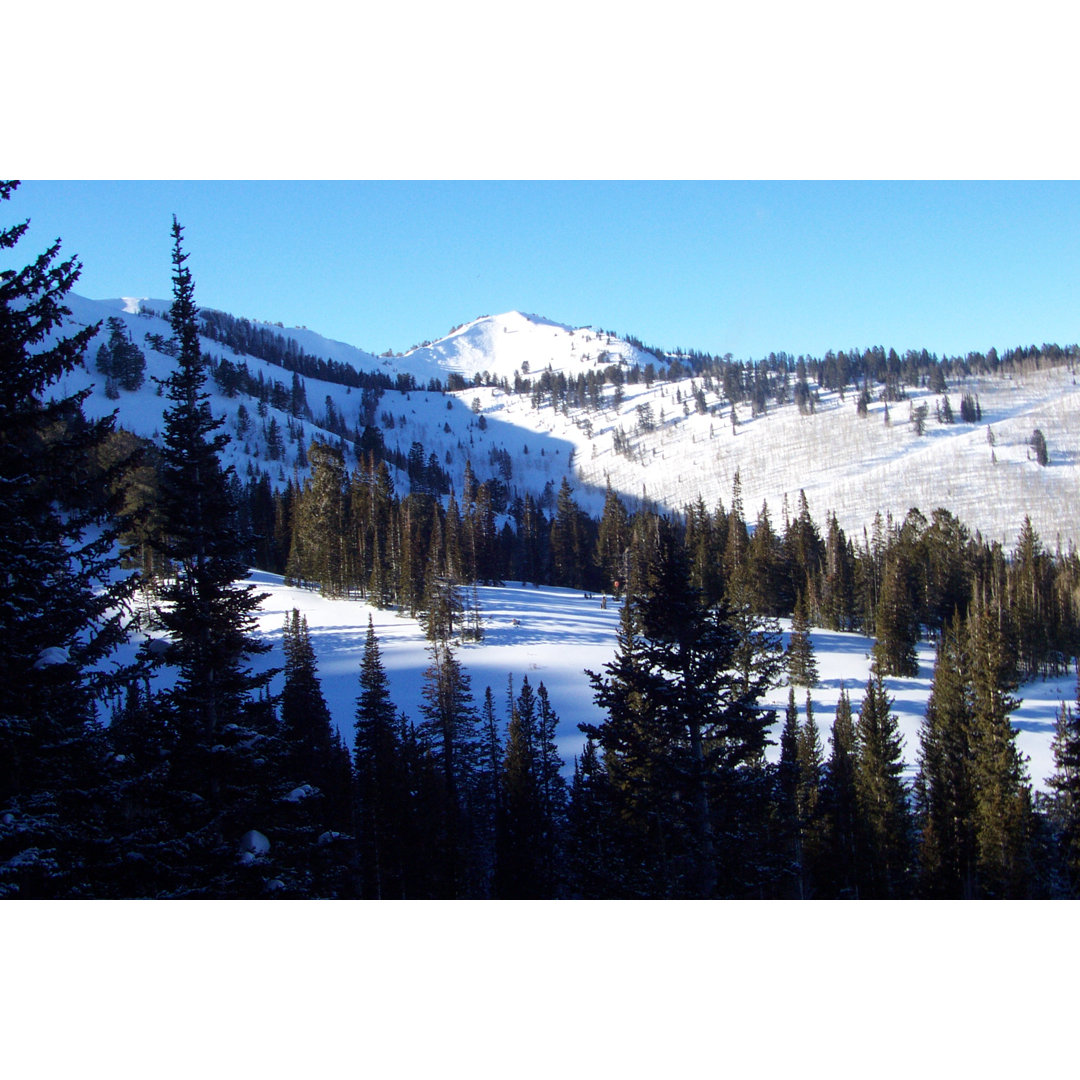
[55,294,1079,552]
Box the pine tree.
[786,590,819,686]
[597,481,631,591]
[95,315,146,392]
[495,677,545,897]
[585,518,780,897]
[821,686,859,897]
[419,639,482,896]
[796,691,826,894]
[566,735,621,897]
[1048,675,1080,895]
[853,674,912,897]
[873,551,920,677]
[286,439,347,595]
[965,601,1034,896]
[280,609,349,826]
[146,218,276,896]
[777,687,803,896]
[915,624,978,897]
[354,615,408,898]
[0,181,136,897]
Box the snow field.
[239,573,1068,792]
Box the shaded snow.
[236,572,1067,792]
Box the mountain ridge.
[54,292,1080,552]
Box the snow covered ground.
[226,573,1070,792]
[56,297,1080,553]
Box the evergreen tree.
[965,601,1034,896]
[776,688,803,896]
[873,552,920,677]
[1048,674,1080,895]
[796,691,826,894]
[354,615,408,898]
[585,518,780,897]
[786,590,819,687]
[597,480,631,591]
[419,639,482,896]
[95,315,146,391]
[853,674,912,897]
[495,677,546,897]
[286,439,348,595]
[280,609,350,829]
[567,736,621,897]
[146,218,276,896]
[915,624,978,897]
[821,686,859,897]
[0,181,135,897]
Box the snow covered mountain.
[48,294,1080,792]
[54,294,1080,552]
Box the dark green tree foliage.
[915,624,978,898]
[584,518,780,897]
[1048,673,1080,895]
[776,688,803,896]
[597,480,631,591]
[796,692,827,894]
[818,512,856,632]
[964,601,1034,896]
[0,182,134,897]
[914,603,1033,899]
[821,687,859,897]
[495,678,567,898]
[550,477,594,589]
[146,218,277,896]
[746,501,788,616]
[281,609,351,829]
[419,639,484,897]
[786,590,818,686]
[567,735,622,897]
[872,552,920,677]
[287,439,348,595]
[853,674,912,897]
[354,616,409,898]
[495,677,544,897]
[95,315,146,392]
[1030,427,1049,467]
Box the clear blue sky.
[9,180,1080,362]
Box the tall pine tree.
[0,181,135,897]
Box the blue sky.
[11,180,1078,362]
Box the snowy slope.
[54,293,1080,552]
[391,310,661,386]
[149,572,1062,794]
[48,295,1075,792]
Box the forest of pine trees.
[4,181,1080,898]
